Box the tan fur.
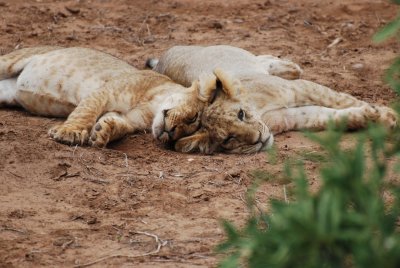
[150,45,302,146]
[152,45,302,87]
[0,47,215,147]
[149,45,397,154]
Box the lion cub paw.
[270,61,303,80]
[48,124,89,145]
[363,105,381,121]
[257,55,303,80]
[376,106,397,129]
[88,121,111,148]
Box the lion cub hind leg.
[88,112,135,147]
[290,80,369,109]
[256,55,303,80]
[263,105,389,134]
[49,91,109,145]
[0,78,18,106]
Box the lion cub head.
[151,73,217,145]
[174,69,273,154]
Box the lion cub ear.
[213,68,242,100]
[174,130,214,154]
[193,73,218,103]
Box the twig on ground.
[0,226,27,234]
[238,193,265,216]
[203,167,219,172]
[136,15,150,46]
[83,177,110,185]
[170,173,184,178]
[146,24,152,36]
[374,12,381,24]
[72,144,78,157]
[150,258,201,265]
[203,166,234,182]
[61,239,75,250]
[7,171,24,179]
[115,171,150,176]
[327,37,342,49]
[91,25,124,33]
[74,231,167,268]
[123,153,129,168]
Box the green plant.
[374,1,400,94]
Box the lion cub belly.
[16,90,76,117]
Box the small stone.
[144,36,156,44]
[65,6,80,14]
[351,63,364,70]
[86,216,97,225]
[209,21,223,29]
[57,11,68,18]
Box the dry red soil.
[0,0,399,267]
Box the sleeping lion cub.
[148,45,397,154]
[0,46,216,147]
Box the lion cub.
[0,47,215,147]
[148,45,397,154]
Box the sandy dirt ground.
[0,0,399,267]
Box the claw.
[48,124,89,145]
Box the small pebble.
[351,63,364,70]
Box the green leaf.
[373,15,400,42]
[385,58,400,94]
[218,253,240,268]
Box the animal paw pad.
[88,122,110,147]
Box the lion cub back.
[15,47,138,116]
[153,45,267,86]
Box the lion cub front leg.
[88,112,135,147]
[49,91,108,145]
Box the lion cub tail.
[145,58,159,69]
